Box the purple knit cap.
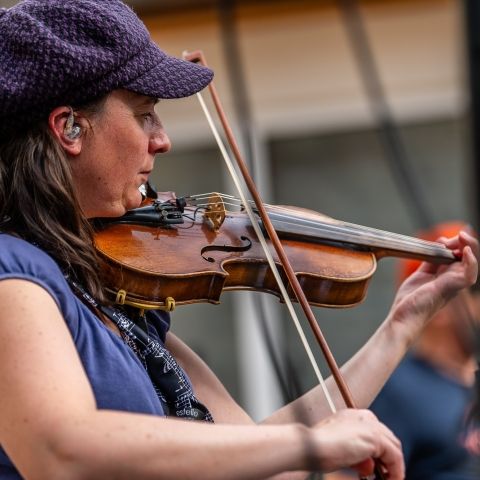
[0,0,213,139]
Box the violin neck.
[264,210,456,264]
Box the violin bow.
[183,49,386,480]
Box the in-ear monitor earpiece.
[64,108,82,139]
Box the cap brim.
[124,42,213,99]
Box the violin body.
[95,205,377,309]
[94,193,455,311]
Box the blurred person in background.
[326,221,480,480]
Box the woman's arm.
[262,231,478,427]
[0,279,404,480]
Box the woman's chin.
[84,192,144,219]
[124,191,144,212]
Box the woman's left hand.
[388,230,478,343]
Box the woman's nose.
[149,129,171,155]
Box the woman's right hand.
[309,409,404,479]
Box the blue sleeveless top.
[0,233,169,479]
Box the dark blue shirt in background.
[371,354,478,479]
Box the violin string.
[195,193,454,254]
[262,213,451,256]
[187,194,452,257]
[266,204,446,249]
[188,192,239,202]
[194,91,337,413]
[189,192,422,244]
[255,201,448,250]
[186,199,242,210]
[186,198,439,254]
[214,194,448,250]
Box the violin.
[94,192,456,313]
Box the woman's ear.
[48,106,85,156]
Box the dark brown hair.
[0,99,107,301]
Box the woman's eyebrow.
[133,96,160,108]
[146,97,160,106]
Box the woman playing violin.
[0,1,477,479]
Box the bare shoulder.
[0,278,96,415]
[0,279,96,477]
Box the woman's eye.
[137,108,162,131]
[141,111,162,127]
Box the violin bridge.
[203,193,226,231]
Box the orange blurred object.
[397,221,468,285]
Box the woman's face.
[70,90,171,218]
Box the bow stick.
[183,49,386,480]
